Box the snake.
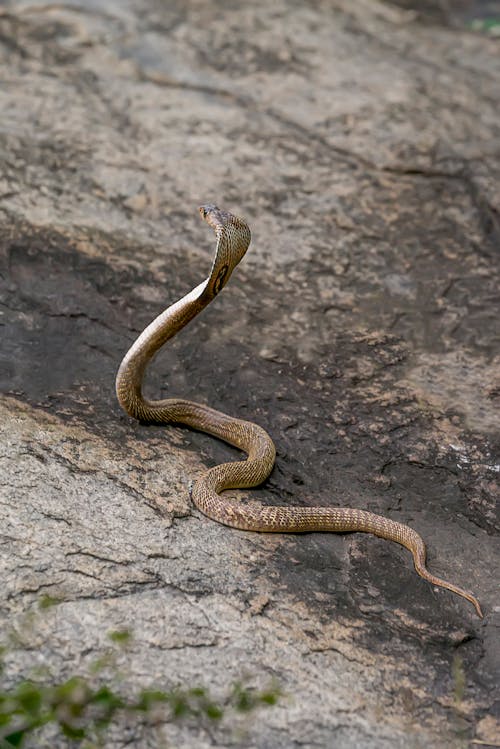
[116,204,483,619]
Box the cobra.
[116,204,483,618]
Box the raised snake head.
[199,204,251,296]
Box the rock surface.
[0,1,499,747]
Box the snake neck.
[116,278,210,421]
[116,217,250,423]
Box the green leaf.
[232,685,255,713]
[203,703,223,721]
[2,729,26,747]
[38,596,62,610]
[90,686,124,715]
[107,630,132,645]
[259,690,279,705]
[188,687,206,698]
[60,722,86,739]
[0,711,13,727]
[135,689,169,711]
[170,693,190,718]
[53,676,87,702]
[15,683,42,715]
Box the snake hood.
[199,204,251,298]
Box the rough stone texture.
[0,1,499,747]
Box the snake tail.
[191,452,483,619]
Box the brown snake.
[116,204,483,618]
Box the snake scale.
[116,204,482,618]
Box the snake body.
[116,205,483,618]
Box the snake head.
[199,204,251,296]
[199,204,232,234]
[199,204,250,245]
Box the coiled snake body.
[116,205,482,618]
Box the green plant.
[0,603,281,747]
[469,17,500,35]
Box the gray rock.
[0,1,499,747]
